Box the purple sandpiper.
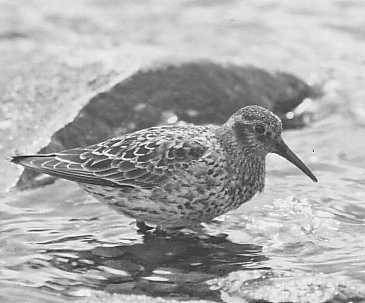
[11,105,317,230]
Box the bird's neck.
[216,126,266,192]
[237,152,266,193]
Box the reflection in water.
[42,232,267,301]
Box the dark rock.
[15,61,320,189]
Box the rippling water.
[1,0,365,302]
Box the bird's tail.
[11,154,56,170]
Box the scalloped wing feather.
[12,125,211,188]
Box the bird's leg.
[153,224,209,238]
[136,221,154,233]
[153,226,170,236]
[178,224,206,235]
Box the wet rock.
[15,61,319,189]
[209,270,365,303]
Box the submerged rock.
[15,61,320,189]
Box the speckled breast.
[78,150,264,227]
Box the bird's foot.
[136,222,227,242]
[152,224,211,239]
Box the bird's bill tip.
[273,138,318,183]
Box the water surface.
[1,0,365,302]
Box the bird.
[11,105,317,231]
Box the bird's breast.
[224,153,266,208]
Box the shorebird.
[11,105,317,231]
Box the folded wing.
[12,126,209,189]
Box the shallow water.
[3,121,365,302]
[1,0,365,302]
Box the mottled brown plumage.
[12,105,317,229]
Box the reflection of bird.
[46,232,266,300]
[11,105,317,230]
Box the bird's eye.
[254,124,266,134]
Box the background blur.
[1,1,365,303]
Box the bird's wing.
[12,126,209,188]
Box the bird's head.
[225,105,318,182]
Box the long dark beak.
[273,138,318,182]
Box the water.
[1,0,365,302]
